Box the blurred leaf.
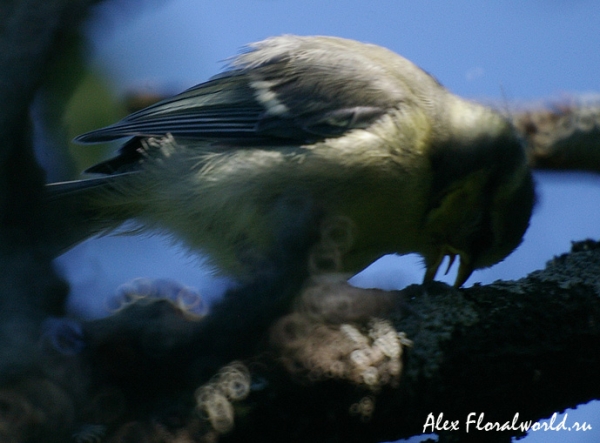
[62,70,127,174]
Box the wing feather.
[76,35,441,174]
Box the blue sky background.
[53,1,600,441]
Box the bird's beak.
[423,246,473,288]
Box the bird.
[45,35,535,288]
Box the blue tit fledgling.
[46,35,535,287]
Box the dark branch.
[34,240,600,443]
[0,1,101,442]
[513,100,600,173]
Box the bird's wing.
[76,35,436,173]
[75,75,269,144]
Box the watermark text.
[423,412,592,434]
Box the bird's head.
[422,100,535,287]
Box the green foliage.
[62,71,126,174]
[38,30,128,179]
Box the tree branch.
[38,240,600,443]
[0,1,101,442]
[513,100,600,173]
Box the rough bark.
[64,241,600,443]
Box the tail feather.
[43,175,132,257]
